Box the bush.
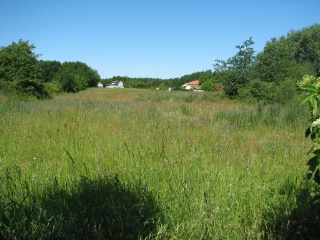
[238,79,274,103]
[273,78,299,104]
[15,79,51,99]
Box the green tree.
[199,70,217,91]
[288,24,320,76]
[249,25,319,103]
[38,60,61,82]
[253,36,314,84]
[54,61,101,92]
[252,24,319,87]
[213,38,256,98]
[0,40,50,99]
[0,40,41,82]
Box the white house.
[97,82,103,88]
[106,80,124,88]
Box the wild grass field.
[0,88,319,239]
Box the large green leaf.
[301,92,316,105]
[310,97,318,117]
[301,85,318,93]
[311,132,317,142]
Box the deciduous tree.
[213,38,256,98]
[0,40,50,99]
[54,61,101,92]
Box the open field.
[0,88,318,239]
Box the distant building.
[97,82,103,88]
[106,81,124,88]
[181,80,200,90]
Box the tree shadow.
[261,181,320,239]
[1,174,163,239]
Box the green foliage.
[38,60,62,82]
[0,40,41,82]
[43,81,62,95]
[214,38,256,98]
[246,24,319,103]
[297,74,320,89]
[199,70,218,91]
[0,81,16,96]
[55,72,84,93]
[273,78,300,104]
[253,34,316,85]
[200,80,216,91]
[0,40,52,99]
[238,79,274,102]
[214,37,256,72]
[0,40,102,97]
[254,37,298,83]
[212,24,320,103]
[157,81,169,90]
[15,79,50,99]
[54,62,101,92]
[287,24,320,76]
[300,75,320,186]
[219,71,241,98]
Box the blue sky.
[1,1,319,79]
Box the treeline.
[1,24,319,102]
[200,24,320,103]
[0,39,199,99]
[0,40,101,99]
[102,72,202,90]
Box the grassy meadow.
[0,88,319,239]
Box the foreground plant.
[300,75,320,185]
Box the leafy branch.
[300,76,320,184]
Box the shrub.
[15,79,51,99]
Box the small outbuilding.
[97,82,103,88]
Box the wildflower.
[311,118,320,128]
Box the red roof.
[184,80,199,85]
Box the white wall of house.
[106,81,124,88]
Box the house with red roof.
[181,80,200,90]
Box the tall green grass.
[0,88,317,239]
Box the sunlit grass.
[0,88,316,239]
